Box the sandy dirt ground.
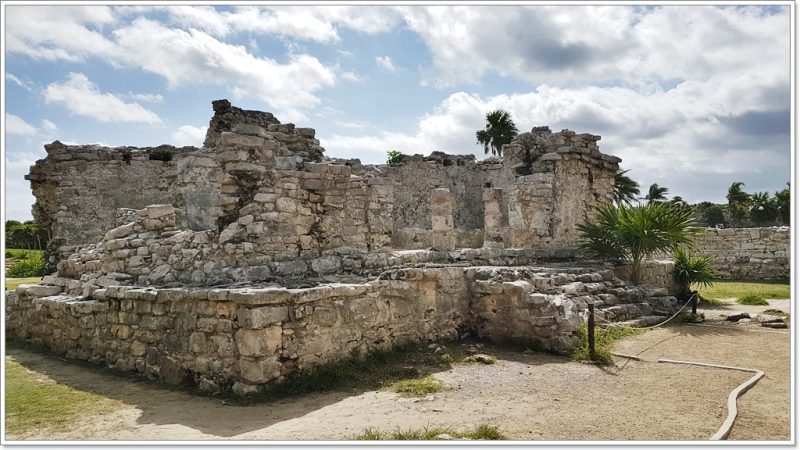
[5,299,790,442]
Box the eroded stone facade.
[8,263,676,395]
[9,100,684,396]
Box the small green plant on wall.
[386,149,402,165]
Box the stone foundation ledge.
[6,265,679,397]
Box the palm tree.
[475,109,518,156]
[613,170,640,206]
[749,191,778,226]
[577,202,698,285]
[673,247,716,302]
[726,181,750,226]
[645,183,669,204]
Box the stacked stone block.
[7,263,678,395]
[695,227,790,280]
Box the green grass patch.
[737,293,769,305]
[353,424,505,440]
[5,357,123,436]
[5,277,43,292]
[572,324,641,365]
[5,249,44,259]
[700,280,789,302]
[387,375,447,397]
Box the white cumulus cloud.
[43,73,163,125]
[111,18,336,121]
[5,8,339,122]
[6,114,37,135]
[171,125,207,147]
[40,119,58,132]
[130,92,164,103]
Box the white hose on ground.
[657,359,764,441]
[609,353,765,440]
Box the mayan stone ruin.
[8,100,688,396]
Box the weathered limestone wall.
[7,264,678,395]
[382,128,619,251]
[695,227,790,280]
[613,260,681,296]
[26,144,189,258]
[6,277,464,395]
[502,129,618,247]
[390,228,484,250]
[57,203,398,293]
[27,100,392,267]
[26,103,619,263]
[382,153,492,230]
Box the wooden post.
[588,303,596,360]
[691,290,698,316]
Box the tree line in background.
[614,171,790,228]
[5,220,48,250]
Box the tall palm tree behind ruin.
[613,170,640,206]
[475,109,518,156]
[726,181,750,226]
[645,183,669,204]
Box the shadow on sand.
[5,339,576,439]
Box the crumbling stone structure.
[8,100,680,396]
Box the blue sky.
[4,4,792,220]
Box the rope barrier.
[589,292,697,330]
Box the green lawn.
[5,249,44,259]
[5,357,123,436]
[700,280,790,302]
[5,277,43,292]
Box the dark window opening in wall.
[443,159,454,167]
[484,182,493,188]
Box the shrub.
[673,248,715,300]
[148,150,173,161]
[386,149,402,165]
[7,256,46,278]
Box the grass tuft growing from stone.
[352,424,505,440]
[572,324,640,365]
[737,293,769,305]
[5,357,124,437]
[387,375,447,397]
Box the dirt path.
[6,304,790,441]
